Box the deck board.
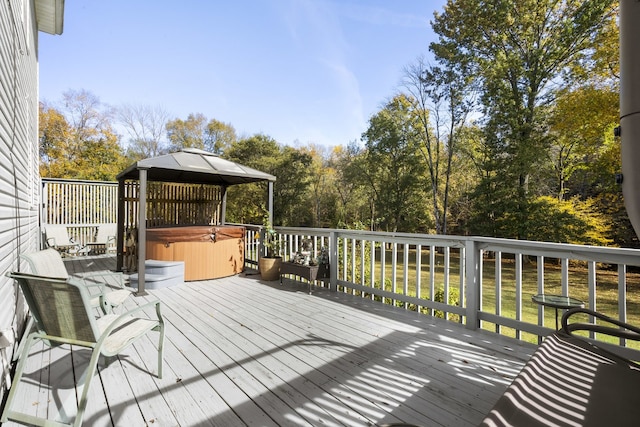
[3,255,535,427]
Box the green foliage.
[304,144,338,228]
[433,287,460,322]
[272,147,314,226]
[166,113,207,151]
[39,92,128,181]
[262,212,282,257]
[224,134,314,226]
[223,134,280,224]
[549,85,619,200]
[402,55,474,234]
[205,119,237,154]
[329,143,378,230]
[361,94,429,233]
[526,196,612,245]
[432,0,617,240]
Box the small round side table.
[532,294,585,330]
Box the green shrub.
[434,287,460,322]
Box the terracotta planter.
[258,256,282,281]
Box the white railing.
[246,225,640,357]
[42,178,119,246]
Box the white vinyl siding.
[0,0,41,402]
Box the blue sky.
[39,0,446,149]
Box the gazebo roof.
[116,148,276,185]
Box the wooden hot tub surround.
[146,225,244,281]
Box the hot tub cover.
[146,226,245,243]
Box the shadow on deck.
[4,255,535,427]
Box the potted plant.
[258,215,282,281]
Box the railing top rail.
[42,177,117,185]
[474,237,640,266]
[266,225,640,265]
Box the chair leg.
[1,333,38,424]
[156,304,165,379]
[73,347,104,427]
[12,316,34,361]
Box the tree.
[568,1,619,86]
[299,144,337,228]
[72,135,129,181]
[118,104,171,160]
[40,91,127,181]
[223,134,316,226]
[62,89,114,140]
[402,55,474,234]
[272,146,313,226]
[39,103,73,177]
[223,134,283,225]
[204,119,237,155]
[166,114,237,155]
[166,113,207,150]
[526,196,612,246]
[361,95,429,233]
[431,0,617,239]
[326,143,372,228]
[548,86,618,200]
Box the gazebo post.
[267,181,274,226]
[136,166,149,296]
[116,179,125,271]
[220,186,227,224]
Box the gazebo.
[115,148,276,293]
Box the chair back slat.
[95,224,117,244]
[12,273,98,343]
[21,249,69,279]
[44,225,73,246]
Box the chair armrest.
[561,307,640,342]
[96,299,163,350]
[108,299,161,327]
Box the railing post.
[329,231,338,291]
[465,239,480,330]
[619,264,628,347]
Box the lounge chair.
[479,308,640,426]
[1,271,164,427]
[44,224,88,257]
[87,223,117,254]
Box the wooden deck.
[4,255,535,427]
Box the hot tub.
[145,225,245,281]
